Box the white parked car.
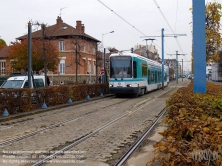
[0,75,45,88]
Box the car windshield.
[1,80,24,88]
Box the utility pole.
[141,29,186,89]
[142,38,155,58]
[177,59,190,82]
[74,39,81,84]
[168,51,186,84]
[95,43,98,84]
[102,31,114,83]
[104,48,106,83]
[28,21,32,88]
[182,59,183,82]
[193,0,206,93]
[41,24,47,87]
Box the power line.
[152,0,184,53]
[97,0,146,36]
[97,0,190,67]
[175,0,178,33]
[97,0,168,55]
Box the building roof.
[17,16,100,42]
[165,59,177,61]
[0,46,10,58]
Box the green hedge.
[0,83,108,115]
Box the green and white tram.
[109,52,169,96]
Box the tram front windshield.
[110,56,132,78]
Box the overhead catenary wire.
[97,0,146,36]
[97,0,190,70]
[97,0,168,54]
[175,0,178,33]
[152,0,184,54]
[153,0,191,70]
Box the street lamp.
[101,31,114,83]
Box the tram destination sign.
[111,56,131,60]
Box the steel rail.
[0,98,129,147]
[115,109,166,166]
[31,96,158,166]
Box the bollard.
[42,101,47,109]
[2,108,9,117]
[86,95,90,100]
[68,98,72,104]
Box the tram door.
[148,70,151,85]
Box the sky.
[0,0,220,72]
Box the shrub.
[147,81,222,166]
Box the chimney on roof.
[76,20,84,33]
[81,24,85,33]
[56,16,63,25]
[76,21,81,31]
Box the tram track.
[0,80,188,130]
[0,80,190,166]
[0,97,131,147]
[0,86,172,144]
[0,95,116,129]
[114,108,166,166]
[30,87,174,166]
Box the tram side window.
[151,71,155,82]
[164,72,167,81]
[142,63,147,76]
[158,72,161,83]
[133,61,137,78]
[155,71,158,83]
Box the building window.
[87,60,91,73]
[59,41,64,51]
[11,61,16,73]
[93,47,96,55]
[83,43,86,52]
[59,59,65,74]
[1,61,6,75]
[93,61,96,74]
[88,43,90,53]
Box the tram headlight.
[126,84,132,87]
[109,84,113,87]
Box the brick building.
[0,46,11,75]
[16,16,100,75]
[165,59,182,79]
[134,45,160,62]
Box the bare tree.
[69,36,83,84]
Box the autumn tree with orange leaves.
[8,39,59,73]
[205,1,222,62]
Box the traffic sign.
[101,69,104,75]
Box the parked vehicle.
[212,63,222,81]
[0,75,45,88]
[187,74,194,79]
[0,76,7,86]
